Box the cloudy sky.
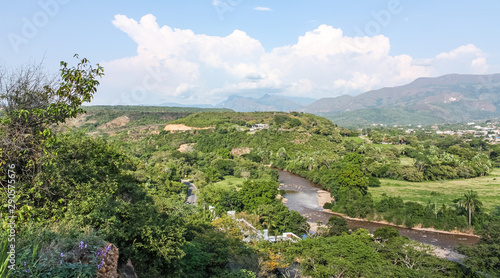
[2,1,500,105]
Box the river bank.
[314,174,479,238]
[278,169,480,250]
[306,219,466,261]
[322,208,480,238]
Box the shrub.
[374,227,399,240]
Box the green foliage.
[9,86,497,277]
[215,148,232,159]
[322,202,333,210]
[373,193,473,230]
[376,236,465,277]
[177,223,259,278]
[373,227,399,240]
[324,216,349,237]
[2,223,105,278]
[3,55,103,132]
[457,219,500,277]
[273,115,290,126]
[238,179,280,212]
[286,230,385,277]
[277,229,464,277]
[455,190,483,226]
[256,204,309,235]
[0,57,104,223]
[28,132,189,276]
[335,164,369,193]
[368,176,381,187]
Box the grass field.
[213,176,246,189]
[370,168,500,212]
[399,157,415,166]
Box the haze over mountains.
[159,94,317,112]
[158,73,500,127]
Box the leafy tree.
[238,179,279,212]
[335,164,369,193]
[215,148,232,159]
[457,219,500,277]
[0,56,103,202]
[333,187,374,218]
[272,115,289,126]
[455,190,483,227]
[178,227,258,278]
[377,236,464,277]
[324,216,349,237]
[373,227,399,240]
[288,118,302,127]
[205,167,223,183]
[218,189,244,213]
[286,230,385,277]
[368,176,381,187]
[36,132,188,276]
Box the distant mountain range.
[304,73,500,127]
[159,94,317,112]
[217,94,317,112]
[157,74,500,127]
[157,102,216,109]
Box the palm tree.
[455,190,483,227]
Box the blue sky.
[1,1,499,105]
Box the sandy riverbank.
[318,185,479,238]
[307,221,464,261]
[317,190,334,208]
[431,246,466,261]
[322,208,480,238]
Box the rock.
[119,259,138,278]
[97,243,119,278]
[97,116,130,129]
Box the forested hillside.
[1,60,499,277]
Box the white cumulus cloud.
[96,14,491,105]
[254,7,272,11]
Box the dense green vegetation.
[322,107,442,128]
[61,105,231,133]
[1,59,499,277]
[370,170,500,213]
[260,221,467,277]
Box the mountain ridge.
[304,73,500,126]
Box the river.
[277,169,479,251]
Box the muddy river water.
[277,169,479,250]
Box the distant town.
[366,121,500,144]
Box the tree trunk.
[469,207,472,227]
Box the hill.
[304,74,500,127]
[60,105,231,134]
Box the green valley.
[1,59,499,277]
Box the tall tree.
[455,190,482,227]
[0,55,103,182]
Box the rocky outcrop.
[98,116,130,129]
[97,243,119,278]
[93,243,138,278]
[119,259,138,278]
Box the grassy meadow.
[370,168,500,212]
[212,176,246,189]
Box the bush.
[374,227,399,240]
[325,216,349,236]
[323,202,333,210]
[3,222,105,278]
